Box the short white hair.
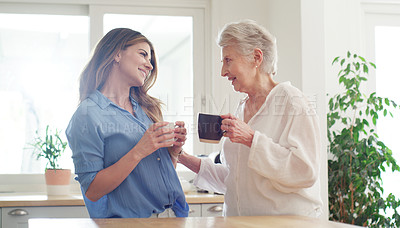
[217,19,278,75]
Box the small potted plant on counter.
[31,125,71,195]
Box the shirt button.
[157,157,161,161]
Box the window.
[0,2,207,177]
[364,2,400,199]
[0,13,89,174]
[375,26,400,198]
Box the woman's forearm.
[178,151,201,174]
[85,148,144,202]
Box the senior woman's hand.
[168,121,187,165]
[221,113,255,148]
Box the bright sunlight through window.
[375,26,400,198]
[0,14,89,174]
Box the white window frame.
[0,0,210,192]
[361,0,400,198]
[362,0,400,87]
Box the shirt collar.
[89,90,139,111]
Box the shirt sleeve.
[248,94,321,193]
[66,110,105,193]
[193,157,228,194]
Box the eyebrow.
[139,49,149,56]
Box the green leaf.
[370,62,376,68]
[363,64,369,73]
[385,98,390,106]
[355,62,360,71]
[339,76,345,84]
[340,58,345,66]
[332,56,340,65]
[363,119,370,127]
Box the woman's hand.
[221,113,255,147]
[168,121,187,163]
[87,121,175,202]
[134,121,176,160]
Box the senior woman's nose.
[221,65,229,77]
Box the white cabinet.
[1,206,89,228]
[188,203,223,217]
[1,203,222,227]
[188,204,201,217]
[201,203,223,217]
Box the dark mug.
[198,113,223,143]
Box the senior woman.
[178,20,323,217]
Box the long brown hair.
[79,28,163,122]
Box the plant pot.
[44,169,71,195]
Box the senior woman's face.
[221,45,255,93]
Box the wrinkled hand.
[134,122,175,159]
[221,113,255,147]
[168,121,187,158]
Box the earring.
[255,65,258,68]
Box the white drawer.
[188,204,201,217]
[2,206,89,228]
[201,203,223,217]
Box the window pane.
[103,14,194,153]
[0,14,89,174]
[375,26,400,197]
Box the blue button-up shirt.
[66,90,189,218]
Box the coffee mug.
[198,113,223,144]
[160,122,176,146]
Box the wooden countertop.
[185,192,224,204]
[0,192,223,207]
[28,216,360,228]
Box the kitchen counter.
[28,216,360,228]
[0,192,224,207]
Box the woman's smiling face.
[116,42,153,87]
[220,45,255,93]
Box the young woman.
[66,28,188,218]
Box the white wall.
[325,0,363,97]
[301,0,328,219]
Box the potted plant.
[31,125,71,195]
[327,51,400,227]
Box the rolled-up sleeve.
[66,110,104,193]
[193,157,228,194]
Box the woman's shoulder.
[73,97,100,116]
[69,94,107,126]
[67,98,102,135]
[273,81,305,97]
